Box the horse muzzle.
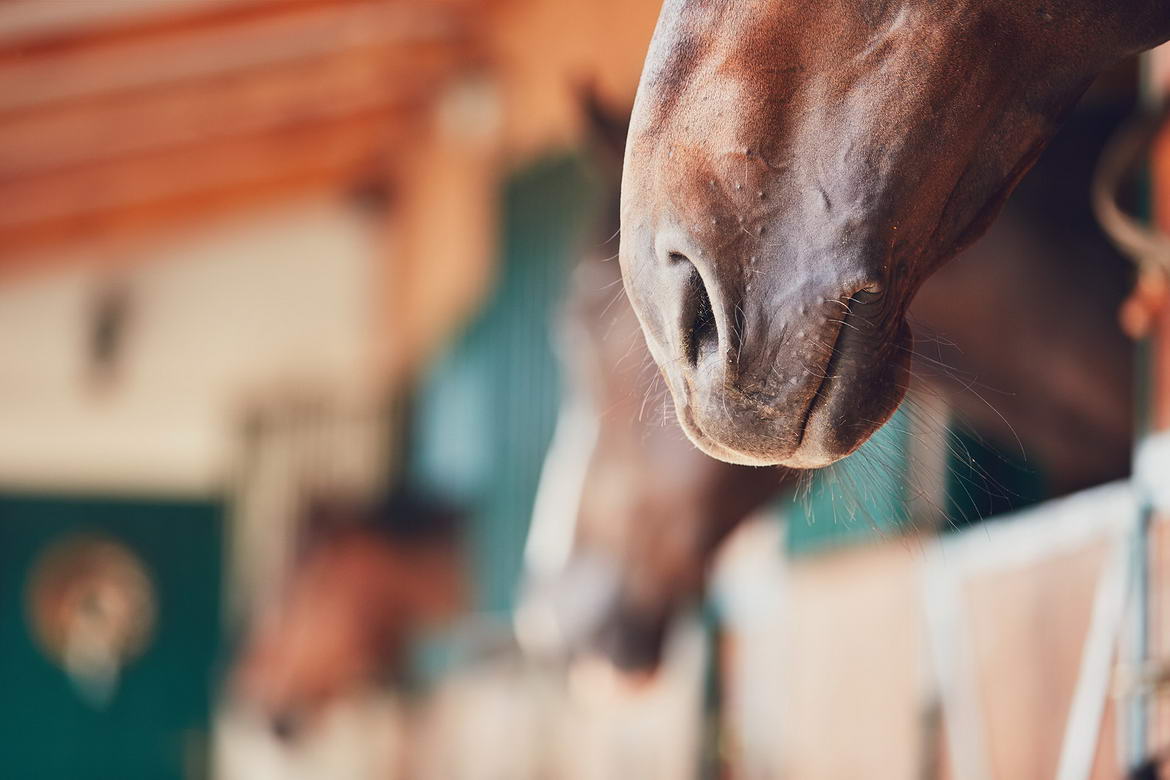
[625,243,911,468]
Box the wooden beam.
[0,0,482,68]
[1149,46,1170,429]
[0,43,458,179]
[0,111,419,261]
[0,1,474,112]
[0,0,489,259]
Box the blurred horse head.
[534,241,790,672]
[233,493,464,739]
[619,0,1167,467]
[518,94,795,672]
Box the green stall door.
[0,495,223,780]
[410,154,597,615]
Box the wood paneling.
[0,112,414,260]
[0,0,485,260]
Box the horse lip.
[669,296,875,467]
[671,328,845,467]
[676,392,767,465]
[676,400,722,454]
[792,307,850,454]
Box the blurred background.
[1,2,1169,778]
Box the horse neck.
[844,0,1167,73]
[986,0,1170,60]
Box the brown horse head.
[233,494,464,738]
[520,96,793,670]
[557,247,789,670]
[620,0,1169,467]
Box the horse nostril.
[271,709,304,742]
[675,255,718,368]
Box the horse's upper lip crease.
[793,305,851,452]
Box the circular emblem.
[27,535,157,705]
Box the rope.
[1092,105,1170,275]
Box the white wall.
[0,197,380,495]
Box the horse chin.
[678,391,900,468]
[674,402,783,467]
[674,323,913,469]
[677,406,856,469]
[787,377,908,468]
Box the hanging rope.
[1093,105,1170,274]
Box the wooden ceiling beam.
[0,0,493,260]
[0,43,459,179]
[0,1,476,112]
[0,110,419,260]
